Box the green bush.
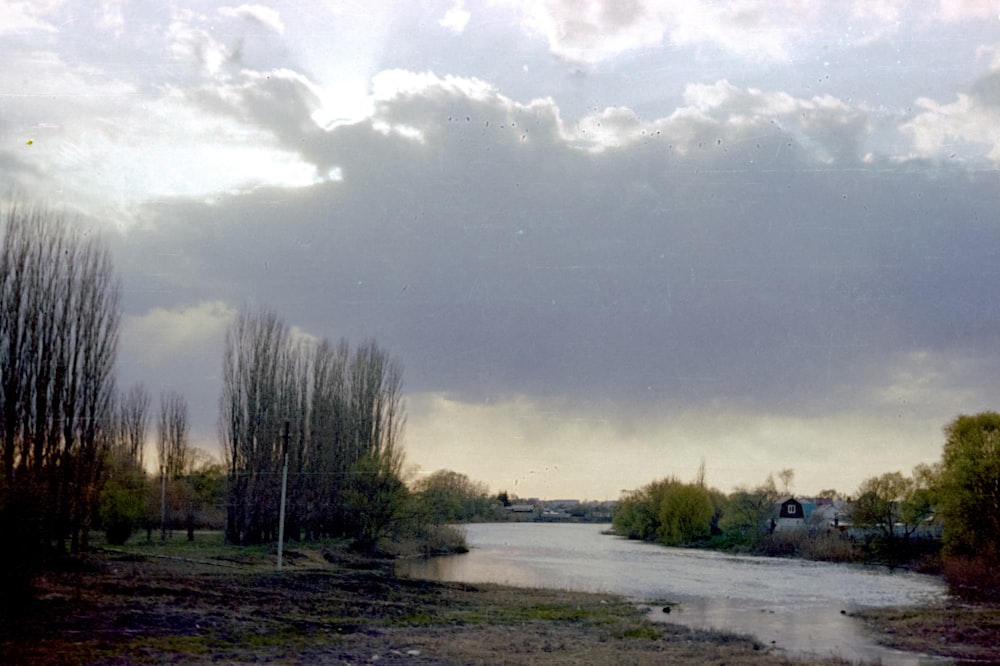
[612,478,715,546]
[99,471,147,546]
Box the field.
[1,533,996,665]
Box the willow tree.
[0,203,120,566]
[939,412,1000,560]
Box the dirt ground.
[852,603,1000,664]
[1,540,995,665]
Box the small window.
[787,504,797,515]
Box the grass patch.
[854,601,1000,662]
[622,623,663,640]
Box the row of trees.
[220,307,407,552]
[612,412,1000,595]
[98,384,225,545]
[0,205,120,578]
[2,203,424,598]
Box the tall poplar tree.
[219,305,406,548]
[0,202,120,579]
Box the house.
[779,497,805,519]
[773,497,817,532]
[808,499,850,531]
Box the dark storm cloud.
[117,75,1000,418]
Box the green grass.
[622,624,663,640]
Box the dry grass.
[0,536,852,665]
[853,602,1000,663]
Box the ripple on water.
[397,523,951,666]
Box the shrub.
[943,555,1000,601]
[796,532,862,563]
[98,469,148,546]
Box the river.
[396,522,952,665]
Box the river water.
[396,522,953,665]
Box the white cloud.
[119,301,239,453]
[506,0,1000,64]
[94,0,126,37]
[0,1,59,35]
[371,69,498,102]
[168,7,233,76]
[512,0,666,64]
[122,301,236,366]
[977,43,1000,69]
[506,0,835,64]
[664,1,821,63]
[935,0,1000,21]
[439,1,471,33]
[562,79,872,163]
[219,4,285,34]
[901,91,1000,162]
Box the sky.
[3,1,1000,500]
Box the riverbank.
[2,536,862,665]
[852,603,1000,663]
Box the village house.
[772,497,855,534]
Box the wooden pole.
[277,420,289,571]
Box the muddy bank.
[853,603,1000,664]
[1,542,851,665]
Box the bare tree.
[157,390,189,540]
[118,383,151,469]
[305,338,350,538]
[778,468,795,495]
[0,202,120,561]
[220,306,290,544]
[220,305,407,549]
[341,339,406,553]
[158,390,189,480]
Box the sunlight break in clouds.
[4,1,1000,500]
[439,0,471,33]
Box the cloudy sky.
[3,1,1000,500]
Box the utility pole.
[277,420,289,572]
[160,464,167,542]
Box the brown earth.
[853,603,1000,664]
[1,539,995,665]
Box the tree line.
[1,205,124,606]
[0,206,224,592]
[612,413,1000,598]
[0,203,438,606]
[220,306,407,552]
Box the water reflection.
[397,522,952,665]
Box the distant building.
[773,497,817,532]
[506,503,539,521]
[808,499,850,531]
[779,497,805,519]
